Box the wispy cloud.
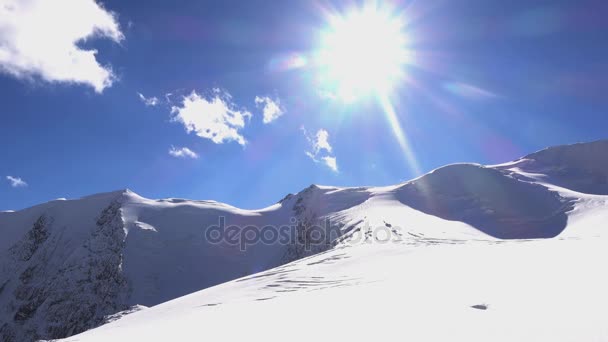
[0,0,124,92]
[171,89,252,146]
[321,156,338,173]
[137,92,160,106]
[168,146,199,159]
[302,127,339,173]
[255,96,285,124]
[6,176,27,188]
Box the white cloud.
[302,127,339,173]
[168,146,199,159]
[171,90,251,146]
[6,176,27,188]
[321,156,339,172]
[255,96,285,124]
[138,92,160,106]
[0,0,124,92]
[313,129,333,154]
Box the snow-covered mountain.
[1,140,607,342]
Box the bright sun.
[317,5,409,101]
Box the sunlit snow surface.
[2,140,605,342]
[62,198,608,341]
[61,155,608,340]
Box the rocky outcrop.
[0,201,129,341]
[282,186,342,262]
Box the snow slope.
[59,202,608,342]
[1,140,607,341]
[395,163,573,238]
[0,188,338,341]
[495,139,608,195]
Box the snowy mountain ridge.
[1,139,607,341]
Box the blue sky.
[1,0,607,211]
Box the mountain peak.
[521,139,608,163]
[499,139,608,195]
[78,188,144,203]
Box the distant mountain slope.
[496,139,608,195]
[1,139,607,341]
[396,163,573,238]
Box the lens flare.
[314,3,420,175]
[316,4,410,101]
[268,53,308,72]
[378,94,422,176]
